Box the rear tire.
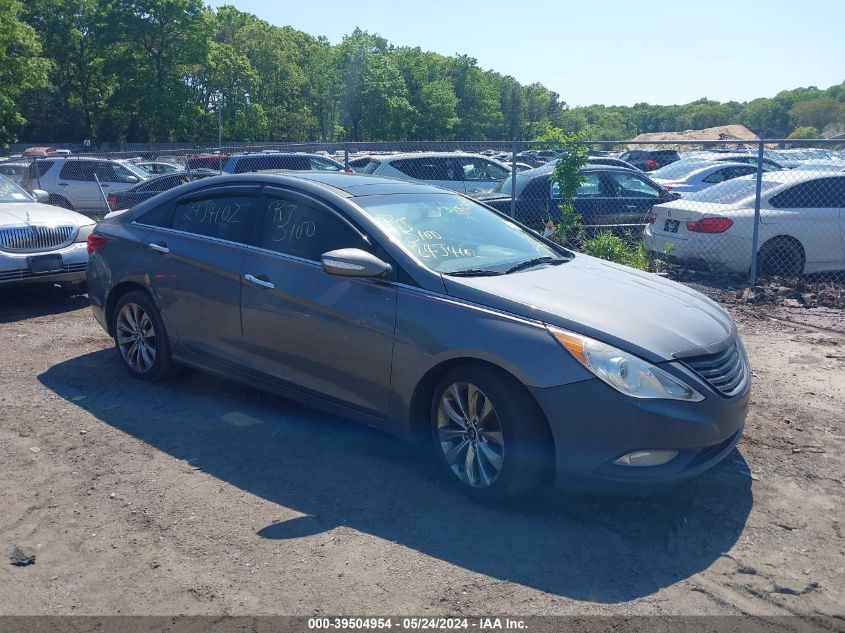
[112,290,177,381]
[431,365,552,501]
[757,237,805,277]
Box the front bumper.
[0,242,89,285]
[530,370,749,490]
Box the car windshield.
[683,177,780,204]
[0,175,34,203]
[355,193,563,274]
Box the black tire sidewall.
[112,290,174,381]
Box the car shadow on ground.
[0,284,88,323]
[39,349,753,603]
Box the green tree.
[359,53,413,140]
[787,125,819,139]
[105,0,213,141]
[0,0,49,143]
[789,96,845,132]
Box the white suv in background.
[364,153,510,194]
[22,157,149,216]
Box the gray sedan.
[87,172,750,499]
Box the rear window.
[684,177,779,204]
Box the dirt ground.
[0,285,843,620]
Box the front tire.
[431,365,552,500]
[112,290,176,381]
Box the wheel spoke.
[116,334,134,346]
[439,398,467,429]
[477,441,504,472]
[475,446,494,487]
[443,438,469,465]
[467,384,480,419]
[449,384,469,420]
[438,427,465,442]
[464,443,478,486]
[138,342,153,369]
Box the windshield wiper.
[504,256,564,274]
[445,269,504,277]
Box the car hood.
[0,202,92,227]
[441,254,734,362]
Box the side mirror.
[32,189,49,203]
[321,248,392,279]
[125,175,139,183]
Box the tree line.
[2,0,844,145]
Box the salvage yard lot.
[0,287,843,617]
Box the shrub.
[582,231,650,270]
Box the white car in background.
[20,157,149,216]
[643,171,845,276]
[651,162,759,194]
[364,152,511,194]
[0,175,94,287]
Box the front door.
[605,170,666,226]
[239,188,397,416]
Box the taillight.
[686,217,734,233]
[107,193,117,208]
[646,210,656,224]
[87,233,108,255]
[644,160,658,169]
[663,185,672,191]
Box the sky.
[206,0,845,107]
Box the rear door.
[137,184,260,364]
[767,177,845,267]
[239,188,397,415]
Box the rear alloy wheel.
[431,365,551,499]
[112,290,176,381]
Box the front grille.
[0,225,76,252]
[683,342,748,396]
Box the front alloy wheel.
[116,302,157,373]
[436,382,505,488]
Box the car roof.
[229,152,338,160]
[376,152,499,161]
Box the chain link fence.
[3,138,843,307]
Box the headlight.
[75,224,95,242]
[547,326,704,402]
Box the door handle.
[147,242,169,254]
[626,205,638,209]
[244,273,274,289]
[58,182,68,186]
